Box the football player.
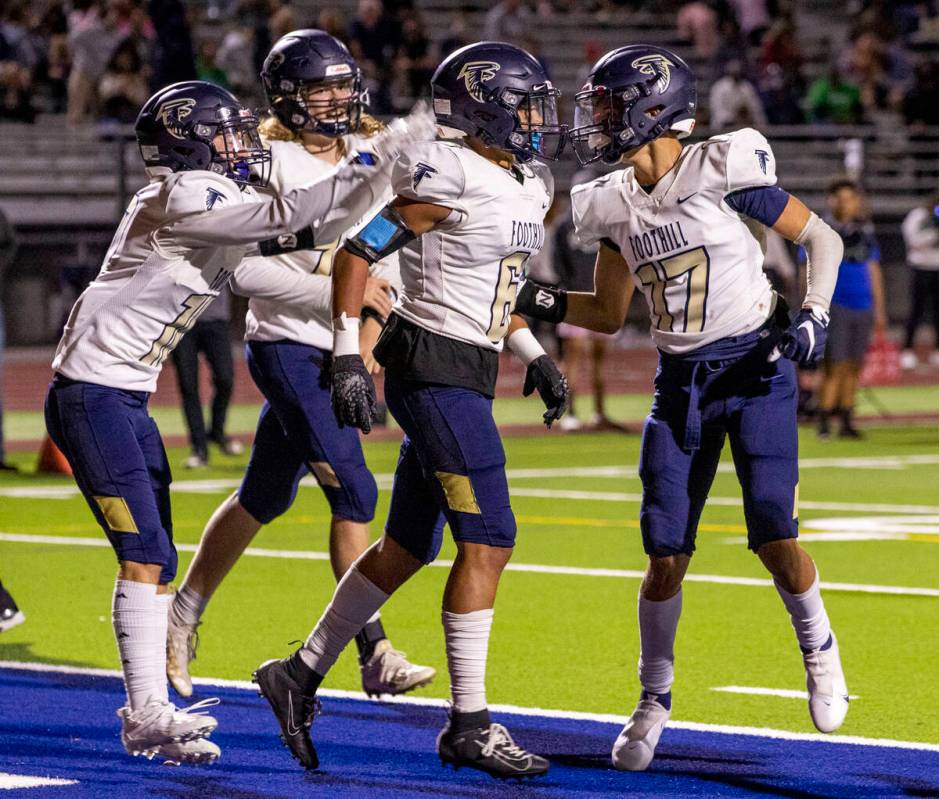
[44,80,431,765]
[515,46,848,771]
[252,42,569,779]
[166,30,435,704]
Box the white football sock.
[171,584,208,628]
[637,589,682,696]
[442,608,494,714]
[775,572,831,651]
[112,580,169,710]
[300,566,389,674]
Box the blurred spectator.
[816,179,886,439]
[316,9,346,41]
[483,0,532,44]
[98,38,149,122]
[67,0,120,126]
[439,11,468,61]
[762,228,797,301]
[0,206,16,470]
[170,286,242,469]
[676,1,720,59]
[760,20,804,82]
[395,11,433,100]
[147,0,196,90]
[840,28,913,116]
[269,0,296,43]
[216,12,256,100]
[758,63,804,124]
[0,57,33,122]
[109,0,153,41]
[708,59,767,131]
[348,0,400,114]
[36,3,70,113]
[904,59,939,128]
[522,35,551,78]
[805,65,864,124]
[196,38,229,89]
[727,0,770,46]
[900,195,939,369]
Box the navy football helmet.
[569,45,696,166]
[136,81,271,186]
[262,29,366,136]
[431,41,566,162]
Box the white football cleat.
[147,737,221,766]
[166,613,200,699]
[118,697,219,755]
[361,639,436,697]
[803,633,849,733]
[611,697,670,771]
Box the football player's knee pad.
[439,463,517,549]
[238,470,301,525]
[319,460,378,524]
[743,488,799,551]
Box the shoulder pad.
[164,171,241,217]
[717,127,777,192]
[392,140,466,206]
[570,170,625,247]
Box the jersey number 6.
[488,251,528,342]
[635,245,711,334]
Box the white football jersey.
[391,139,553,350]
[571,127,777,355]
[243,135,400,350]
[53,158,383,392]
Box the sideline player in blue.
[45,79,431,765]
[515,46,848,770]
[815,178,886,439]
[253,41,570,779]
[167,30,435,702]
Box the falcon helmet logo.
[457,61,501,102]
[412,161,437,189]
[631,55,674,92]
[755,148,770,174]
[158,98,196,139]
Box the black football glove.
[771,306,830,366]
[330,354,377,433]
[523,354,570,428]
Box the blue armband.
[343,204,416,265]
[725,185,790,227]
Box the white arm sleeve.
[796,212,843,311]
[230,256,332,310]
[159,163,390,249]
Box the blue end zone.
[2,666,938,798]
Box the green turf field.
[2,406,939,745]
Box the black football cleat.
[437,720,549,780]
[253,657,321,770]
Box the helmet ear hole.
[646,105,665,119]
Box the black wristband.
[515,279,568,324]
[361,306,386,327]
[258,225,316,256]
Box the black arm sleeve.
[515,278,568,324]
[257,225,317,257]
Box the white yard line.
[3,531,939,598]
[0,773,77,790]
[711,685,860,700]
[0,660,934,754]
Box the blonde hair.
[259,111,386,152]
